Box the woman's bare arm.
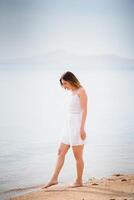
[78,88,88,139]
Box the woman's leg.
[71,144,84,186]
[42,143,70,188]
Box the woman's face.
[61,79,74,90]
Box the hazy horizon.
[0,0,134,64]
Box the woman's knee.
[58,152,66,160]
[57,144,70,158]
[72,146,84,161]
[74,155,83,162]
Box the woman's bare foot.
[42,180,58,189]
[68,181,83,188]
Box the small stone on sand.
[92,183,99,185]
[121,178,127,181]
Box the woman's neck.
[71,86,82,94]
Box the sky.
[0,0,134,61]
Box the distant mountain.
[0,50,134,70]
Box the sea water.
[0,67,134,199]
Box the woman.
[42,71,88,188]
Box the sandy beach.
[9,173,134,200]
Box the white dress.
[59,91,87,146]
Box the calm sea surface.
[0,67,134,199]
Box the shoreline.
[9,173,134,200]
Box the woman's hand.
[80,127,86,140]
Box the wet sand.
[10,174,134,200]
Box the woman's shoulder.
[77,87,87,97]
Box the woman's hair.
[59,71,82,89]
